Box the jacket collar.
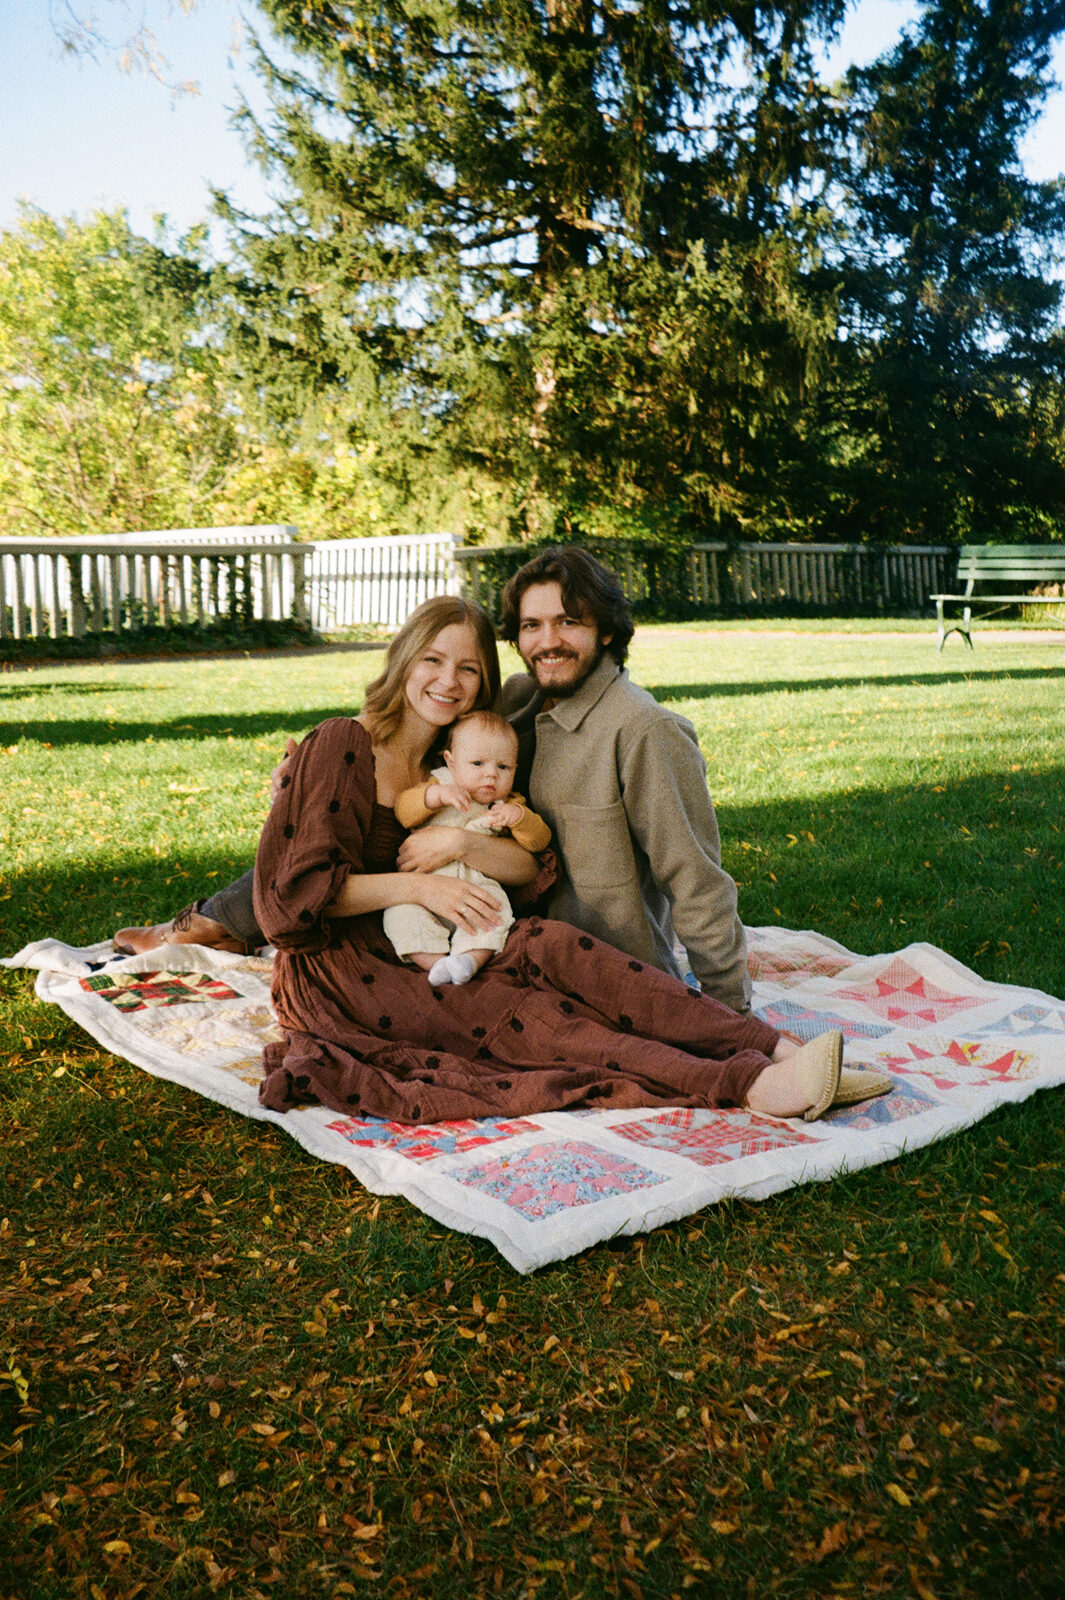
[538,653,622,731]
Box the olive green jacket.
[498,655,750,1013]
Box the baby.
[384,711,551,985]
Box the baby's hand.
[424,781,470,813]
[486,801,524,832]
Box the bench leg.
[936,601,974,651]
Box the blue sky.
[3,0,1064,246]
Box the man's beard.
[528,643,604,699]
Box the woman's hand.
[416,874,503,934]
[397,826,469,874]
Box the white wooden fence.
[304,533,459,627]
[0,527,461,640]
[0,531,308,640]
[1,528,960,642]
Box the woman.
[253,595,889,1124]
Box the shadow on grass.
[0,845,262,958]
[7,662,1064,744]
[652,663,1065,702]
[718,763,1065,997]
[0,706,352,749]
[4,765,1064,1001]
[0,680,140,701]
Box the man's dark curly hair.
[498,546,635,667]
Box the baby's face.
[443,727,518,806]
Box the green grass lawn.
[2,629,1065,1599]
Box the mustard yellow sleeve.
[394,783,434,830]
[508,793,552,853]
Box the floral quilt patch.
[454,1142,668,1221]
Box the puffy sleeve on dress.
[253,718,376,953]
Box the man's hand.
[397,826,469,874]
[269,737,300,804]
[485,801,524,832]
[424,781,470,813]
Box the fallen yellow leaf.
[341,1514,383,1540]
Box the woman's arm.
[396,828,539,887]
[326,868,504,933]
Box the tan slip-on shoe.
[790,1030,844,1123]
[831,1068,893,1108]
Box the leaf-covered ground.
[3,629,1064,1598]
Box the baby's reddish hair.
[445,710,518,751]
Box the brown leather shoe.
[113,902,254,956]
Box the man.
[115,547,750,1011]
[497,547,749,1011]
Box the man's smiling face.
[516,581,611,699]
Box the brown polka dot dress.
[254,719,780,1122]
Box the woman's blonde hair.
[362,596,500,744]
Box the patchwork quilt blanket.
[6,927,1065,1274]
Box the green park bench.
[931,544,1065,649]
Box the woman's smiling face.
[403,622,485,728]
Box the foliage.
[0,208,242,538]
[0,207,397,542]
[825,0,1065,544]
[22,2,1065,549]
[220,0,847,538]
[208,415,394,542]
[527,236,840,539]
[2,628,1065,1595]
[49,0,220,94]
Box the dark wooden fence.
[453,540,954,619]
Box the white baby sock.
[428,953,477,986]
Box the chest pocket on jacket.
[552,802,636,889]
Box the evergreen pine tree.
[837,0,1065,543]
[220,0,845,537]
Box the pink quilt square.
[748,945,852,986]
[831,958,980,1026]
[324,1115,541,1163]
[615,1106,816,1166]
[879,1039,1032,1091]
